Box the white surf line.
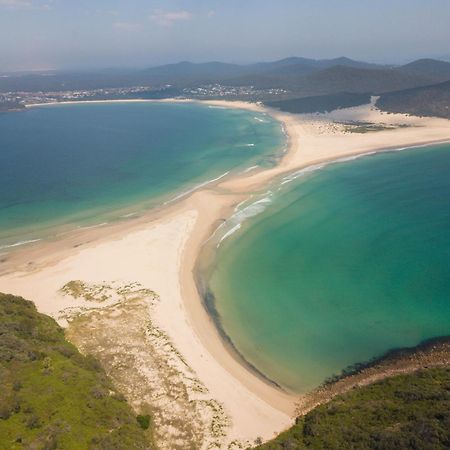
[280,163,325,186]
[254,116,268,123]
[242,165,259,173]
[0,238,42,250]
[214,192,274,247]
[121,212,139,218]
[234,198,251,212]
[217,224,242,246]
[76,222,109,231]
[163,171,230,206]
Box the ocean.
[207,143,450,392]
[0,101,284,250]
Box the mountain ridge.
[1,57,448,94]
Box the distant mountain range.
[398,59,450,83]
[2,56,450,94]
[1,56,450,118]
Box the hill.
[251,56,386,77]
[256,366,450,450]
[138,61,255,85]
[0,57,445,96]
[377,80,450,119]
[224,64,433,97]
[398,58,450,83]
[0,293,152,450]
[300,65,432,94]
[266,92,371,114]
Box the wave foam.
[0,238,42,250]
[218,224,242,245]
[254,116,268,123]
[77,222,108,230]
[163,171,230,205]
[121,212,139,218]
[281,163,325,186]
[242,165,259,174]
[215,192,273,246]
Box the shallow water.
[208,144,450,392]
[0,102,284,249]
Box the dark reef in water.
[198,280,286,391]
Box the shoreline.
[25,98,171,107]
[24,97,264,109]
[191,136,450,397]
[1,99,450,445]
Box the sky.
[1,0,450,72]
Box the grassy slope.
[0,293,152,450]
[256,367,450,450]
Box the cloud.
[0,0,32,7]
[0,0,52,9]
[113,21,142,32]
[150,9,193,27]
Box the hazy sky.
[1,0,450,71]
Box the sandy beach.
[1,98,450,448]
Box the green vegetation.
[337,121,411,134]
[136,415,151,431]
[256,367,450,450]
[0,293,152,450]
[377,80,450,119]
[60,280,155,303]
[266,93,371,114]
[65,283,230,450]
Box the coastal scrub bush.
[0,292,153,449]
[137,414,151,430]
[256,367,450,449]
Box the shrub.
[136,414,151,430]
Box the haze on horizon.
[1,0,450,72]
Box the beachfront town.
[0,83,289,110]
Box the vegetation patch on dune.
[63,280,232,450]
[338,120,412,133]
[60,280,155,304]
[0,292,152,450]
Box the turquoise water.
[0,102,284,249]
[208,144,450,393]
